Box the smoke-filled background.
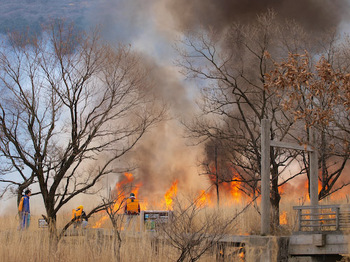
[163,0,349,32]
[87,0,350,197]
[1,0,350,213]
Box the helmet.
[130,193,135,197]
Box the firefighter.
[124,193,140,230]
[124,193,140,215]
[18,189,31,230]
[72,205,88,228]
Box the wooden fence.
[293,204,350,233]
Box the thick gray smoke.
[124,56,202,196]
[2,0,350,209]
[85,0,350,197]
[163,0,350,33]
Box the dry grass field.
[0,196,347,262]
[0,203,278,262]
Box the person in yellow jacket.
[124,193,140,230]
[72,205,88,228]
[124,193,140,215]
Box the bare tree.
[99,188,128,262]
[0,164,35,206]
[159,194,254,262]
[177,10,313,229]
[200,139,260,208]
[0,21,165,246]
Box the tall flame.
[90,166,350,230]
[222,181,242,203]
[164,180,178,210]
[93,172,141,228]
[280,211,287,225]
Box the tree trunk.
[177,250,188,262]
[270,163,281,231]
[215,145,220,207]
[47,213,59,255]
[113,229,122,262]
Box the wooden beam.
[270,140,314,152]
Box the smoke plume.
[161,0,350,33]
[2,0,350,212]
[87,0,350,197]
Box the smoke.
[159,0,350,33]
[131,120,205,195]
[2,0,350,212]
[84,1,210,196]
[86,0,350,197]
[120,56,205,196]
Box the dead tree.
[158,195,254,262]
[0,21,165,248]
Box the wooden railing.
[293,205,350,233]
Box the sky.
[1,0,350,215]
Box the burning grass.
[1,173,349,261]
[0,197,322,260]
[0,199,292,262]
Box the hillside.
[0,0,94,33]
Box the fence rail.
[293,205,350,233]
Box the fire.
[92,215,108,229]
[196,190,212,207]
[222,181,242,202]
[92,172,142,228]
[208,167,244,203]
[117,172,134,189]
[90,162,350,229]
[140,197,149,210]
[280,211,288,225]
[164,180,178,210]
[93,176,182,228]
[300,177,322,201]
[115,173,142,193]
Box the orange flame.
[222,181,242,203]
[93,172,141,228]
[280,211,287,225]
[196,190,212,207]
[115,172,143,198]
[117,172,134,190]
[301,177,322,201]
[164,180,178,210]
[92,215,109,229]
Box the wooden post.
[261,119,271,235]
[309,127,318,207]
[260,120,318,235]
[309,127,319,231]
[336,207,340,231]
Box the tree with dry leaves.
[0,21,165,246]
[265,50,350,200]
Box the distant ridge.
[0,0,93,34]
